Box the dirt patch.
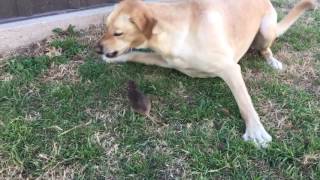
[24,111,42,122]
[91,132,120,175]
[301,152,320,166]
[0,164,24,180]
[159,157,190,179]
[0,73,13,81]
[258,99,293,139]
[40,60,83,83]
[276,46,319,96]
[77,25,104,48]
[37,164,83,180]
[84,97,127,123]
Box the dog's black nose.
[95,43,103,54]
[106,51,118,58]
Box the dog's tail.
[276,0,316,37]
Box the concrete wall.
[0,0,116,20]
[0,5,114,58]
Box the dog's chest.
[157,27,223,78]
[164,56,217,78]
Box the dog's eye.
[113,32,123,36]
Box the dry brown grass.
[277,46,319,96]
[258,99,293,139]
[85,100,126,123]
[0,73,13,81]
[0,156,24,180]
[301,152,320,166]
[160,157,190,179]
[40,61,83,84]
[77,25,104,48]
[36,164,83,180]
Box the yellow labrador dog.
[96,0,316,147]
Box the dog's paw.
[267,57,283,70]
[243,124,272,148]
[102,55,112,63]
[101,55,129,63]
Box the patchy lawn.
[0,1,319,179]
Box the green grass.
[1,3,320,179]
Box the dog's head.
[95,0,157,59]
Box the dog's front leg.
[102,52,170,68]
[127,52,170,68]
[101,53,132,63]
[219,64,272,148]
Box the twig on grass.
[58,121,92,137]
[0,120,4,127]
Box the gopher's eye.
[113,32,123,36]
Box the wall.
[0,0,116,22]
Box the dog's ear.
[129,6,157,39]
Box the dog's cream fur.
[97,0,316,147]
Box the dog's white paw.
[102,55,112,63]
[243,124,272,148]
[101,55,129,63]
[267,57,283,70]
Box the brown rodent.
[127,80,164,125]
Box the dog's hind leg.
[254,8,284,70]
[255,0,316,70]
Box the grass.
[1,2,320,179]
